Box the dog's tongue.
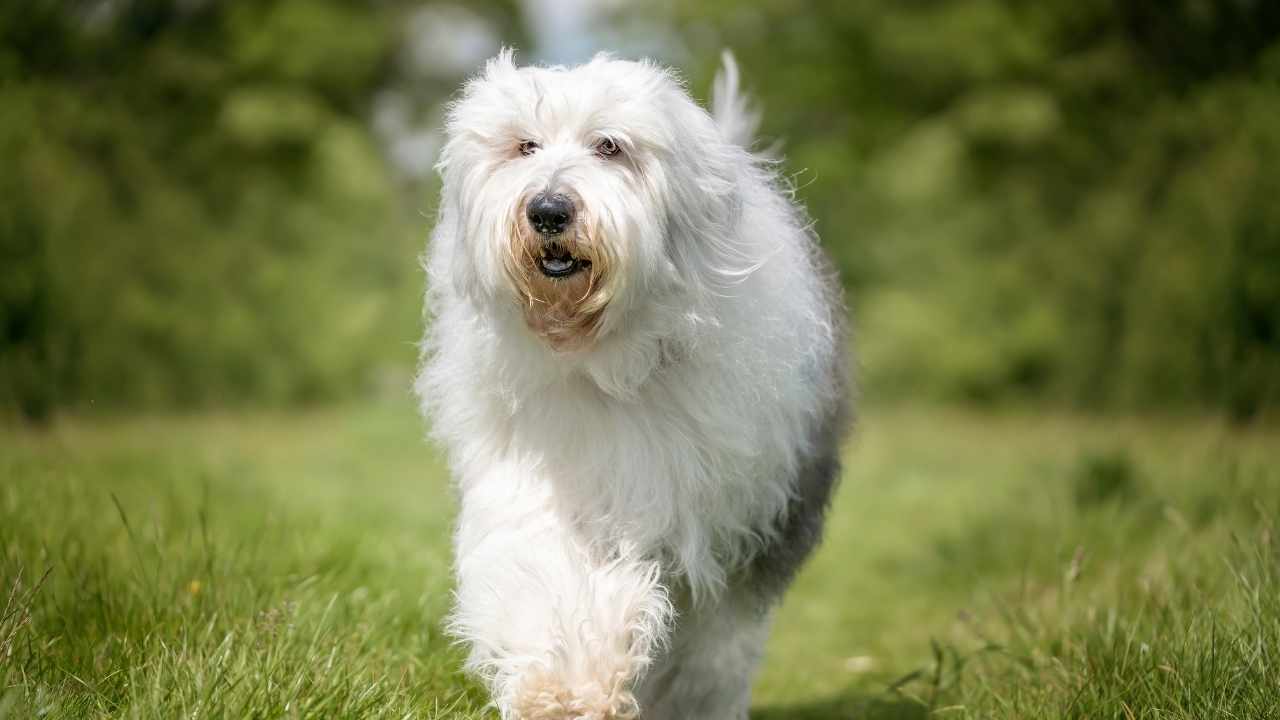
[542,255,575,275]
[539,245,580,277]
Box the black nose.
[526,193,574,235]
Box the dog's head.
[434,51,744,351]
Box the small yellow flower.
[187,579,202,596]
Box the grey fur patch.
[740,396,849,603]
[739,260,853,605]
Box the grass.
[2,401,1278,718]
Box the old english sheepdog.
[416,49,850,720]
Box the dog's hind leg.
[633,591,770,720]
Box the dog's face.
[436,51,739,351]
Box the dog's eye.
[518,140,540,157]
[594,137,620,158]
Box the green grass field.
[3,402,1278,719]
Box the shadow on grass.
[753,692,927,720]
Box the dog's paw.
[513,666,639,720]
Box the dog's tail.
[711,50,761,148]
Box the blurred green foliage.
[666,0,1280,417]
[0,0,483,420]
[2,0,1279,420]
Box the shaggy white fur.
[417,50,850,720]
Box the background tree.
[3,0,1278,420]
[0,0,521,420]
[657,0,1280,417]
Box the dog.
[416,49,850,720]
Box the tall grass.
[2,403,1277,718]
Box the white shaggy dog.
[416,50,850,720]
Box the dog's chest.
[503,375,795,589]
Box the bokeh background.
[3,0,1280,422]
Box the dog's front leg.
[451,462,672,720]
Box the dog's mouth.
[538,243,590,279]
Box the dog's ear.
[653,73,762,293]
[431,48,527,304]
[425,178,477,306]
